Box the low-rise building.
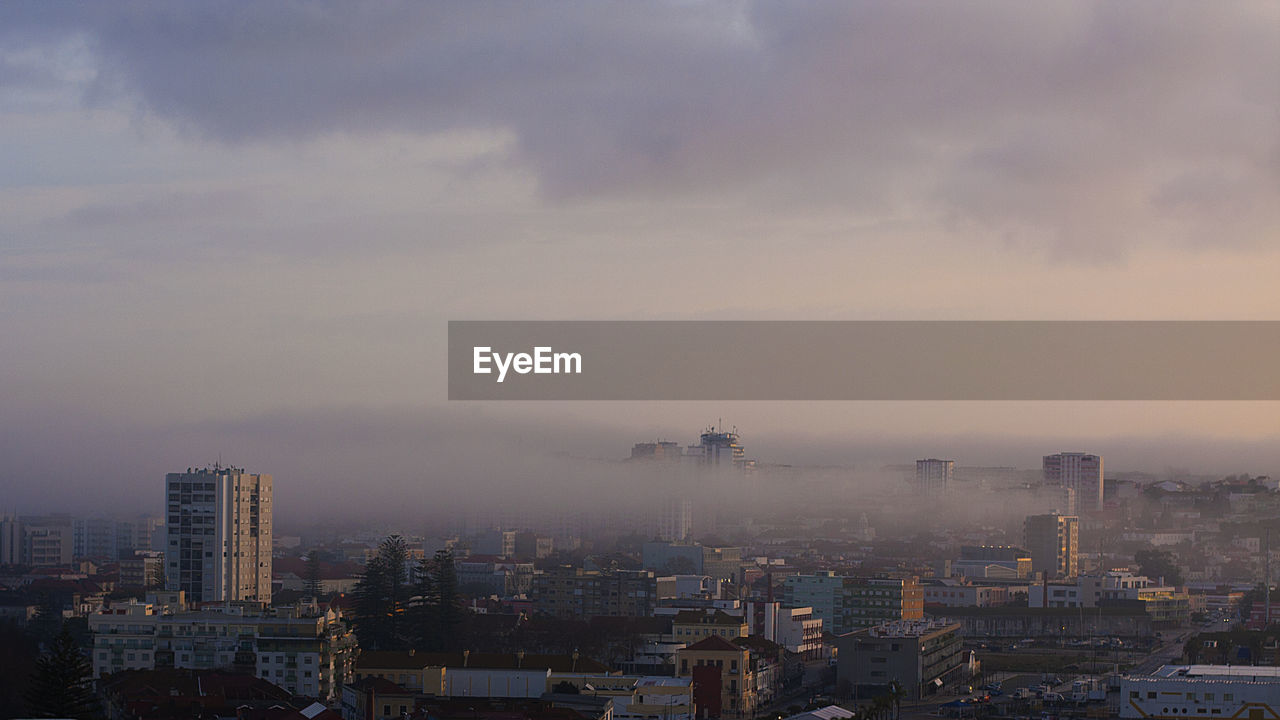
[746,601,824,659]
[835,620,965,700]
[671,609,748,644]
[1121,665,1280,719]
[88,595,356,700]
[676,636,757,718]
[922,580,1020,608]
[782,573,923,636]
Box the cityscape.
[4,427,1280,719]
[4,3,1280,720]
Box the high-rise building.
[22,514,74,566]
[689,427,746,468]
[915,459,954,495]
[658,498,694,542]
[164,466,273,604]
[1043,452,1103,514]
[0,514,21,565]
[631,441,684,461]
[1024,513,1079,579]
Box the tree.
[353,554,391,650]
[410,553,440,650]
[351,535,411,651]
[409,549,464,652]
[433,549,464,652]
[1135,548,1184,586]
[23,627,98,719]
[304,553,324,600]
[31,591,63,645]
[887,681,905,720]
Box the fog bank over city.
[2,402,1277,527]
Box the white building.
[1121,665,1280,719]
[88,595,355,700]
[164,466,273,603]
[923,580,1019,608]
[746,602,824,659]
[20,514,74,566]
[1043,452,1104,515]
[916,459,954,495]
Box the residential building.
[532,567,656,619]
[783,572,843,633]
[513,532,554,560]
[642,542,705,575]
[922,580,1018,608]
[676,636,763,717]
[21,514,74,566]
[702,546,743,585]
[835,620,965,700]
[746,601,824,659]
[916,459,954,495]
[657,575,721,600]
[0,514,20,565]
[1043,453,1104,515]
[455,558,535,597]
[783,573,923,635]
[1024,514,1079,579]
[658,498,693,542]
[119,550,165,589]
[164,465,273,603]
[1028,572,1189,626]
[473,530,517,558]
[671,609,748,644]
[88,596,356,700]
[354,650,612,699]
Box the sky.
[2,2,1279,521]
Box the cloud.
[3,2,1277,258]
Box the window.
[1149,693,1157,699]
[1131,692,1140,699]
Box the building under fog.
[1043,452,1103,515]
[916,459,954,495]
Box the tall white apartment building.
[916,459,954,495]
[1043,452,1104,514]
[164,466,272,603]
[658,498,693,542]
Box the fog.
[2,403,1277,533]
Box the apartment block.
[164,466,272,603]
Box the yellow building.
[676,636,755,717]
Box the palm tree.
[887,680,906,720]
